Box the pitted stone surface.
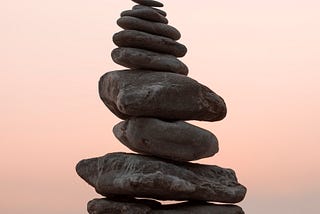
[133,5,167,17]
[76,152,247,203]
[121,9,168,24]
[117,16,179,40]
[99,70,227,121]
[113,117,219,161]
[111,48,188,74]
[132,0,164,7]
[88,198,245,214]
[113,30,187,57]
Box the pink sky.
[1,0,320,213]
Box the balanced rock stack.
[76,0,247,213]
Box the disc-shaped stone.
[113,118,219,161]
[117,16,180,40]
[76,152,247,203]
[133,5,167,17]
[111,48,188,75]
[132,0,164,7]
[99,70,227,121]
[121,9,168,24]
[113,30,187,57]
[88,198,245,214]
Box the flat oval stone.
[121,9,168,24]
[132,0,164,7]
[113,30,187,57]
[117,16,180,40]
[133,5,167,17]
[88,198,245,214]
[99,70,227,121]
[76,152,247,203]
[111,48,188,75]
[113,118,219,161]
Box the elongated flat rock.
[99,70,227,121]
[133,5,167,17]
[113,118,219,161]
[113,30,187,57]
[88,198,245,214]
[132,0,164,7]
[121,9,168,24]
[117,16,179,40]
[111,48,188,74]
[76,153,247,203]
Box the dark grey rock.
[88,198,245,214]
[76,152,247,203]
[117,16,180,40]
[99,70,227,121]
[121,9,168,24]
[113,30,187,57]
[113,118,219,161]
[133,5,167,17]
[111,48,188,74]
[132,0,164,7]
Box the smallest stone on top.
[132,0,164,7]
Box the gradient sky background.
[1,0,320,213]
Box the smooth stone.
[113,30,187,57]
[133,5,167,17]
[132,0,164,7]
[76,152,247,203]
[99,70,227,121]
[111,48,188,75]
[113,117,219,161]
[117,16,180,40]
[88,198,245,214]
[121,9,168,24]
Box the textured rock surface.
[113,117,219,161]
[132,0,164,7]
[99,70,227,121]
[121,9,168,24]
[88,198,245,214]
[113,30,187,57]
[133,5,167,17]
[117,16,179,40]
[111,48,188,74]
[76,152,247,203]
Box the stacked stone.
[76,0,247,213]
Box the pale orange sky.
[1,0,320,213]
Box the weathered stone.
[117,16,180,40]
[76,152,247,203]
[121,9,168,24]
[132,0,164,7]
[88,198,245,214]
[113,30,187,57]
[99,70,227,121]
[133,5,167,17]
[113,118,219,161]
[111,48,188,75]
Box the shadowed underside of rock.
[113,117,219,161]
[99,70,227,121]
[88,198,245,214]
[76,152,246,203]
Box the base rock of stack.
[88,198,245,214]
[113,117,219,161]
[76,152,246,203]
[99,70,227,121]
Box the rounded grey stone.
[117,16,180,40]
[113,118,219,161]
[132,0,164,7]
[133,5,167,17]
[121,9,168,24]
[99,70,227,121]
[111,47,188,75]
[113,30,187,57]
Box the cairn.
[76,0,247,213]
